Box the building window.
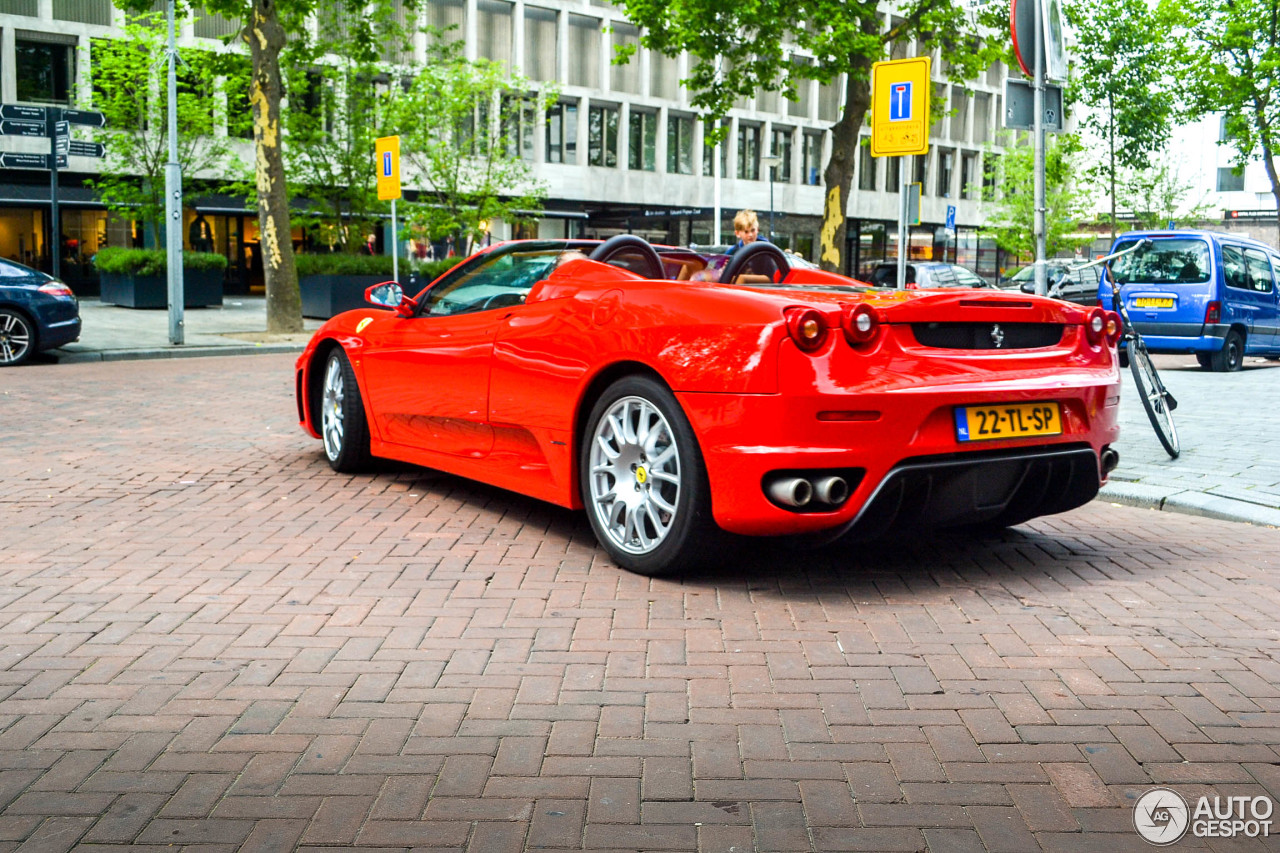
[858,140,876,191]
[886,156,900,189]
[801,130,822,185]
[914,154,928,196]
[973,91,991,144]
[982,155,999,196]
[818,77,842,123]
[568,15,601,88]
[477,0,514,65]
[610,22,640,94]
[523,6,558,81]
[1217,167,1245,192]
[738,123,760,180]
[650,52,678,101]
[938,149,954,198]
[55,0,111,26]
[787,56,812,118]
[427,0,466,45]
[546,101,578,164]
[667,114,693,175]
[16,40,75,105]
[629,109,657,171]
[960,152,976,200]
[502,94,537,161]
[771,127,793,182]
[588,104,618,167]
[703,120,729,177]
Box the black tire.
[319,348,372,472]
[580,375,715,576]
[1196,352,1213,370]
[1129,340,1180,459]
[1210,329,1245,372]
[1118,348,1129,369]
[0,308,36,367]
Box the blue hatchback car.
[0,258,81,366]
[1099,230,1280,371]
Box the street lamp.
[760,153,782,239]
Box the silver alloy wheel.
[0,311,32,365]
[589,395,682,555]
[321,354,345,461]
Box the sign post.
[375,135,402,283]
[871,56,931,289]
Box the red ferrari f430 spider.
[296,236,1123,575]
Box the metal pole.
[1032,0,1047,297]
[48,107,60,282]
[713,141,722,244]
[391,199,398,283]
[896,155,909,290]
[165,0,184,345]
[768,168,775,238]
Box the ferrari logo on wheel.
[636,466,648,485]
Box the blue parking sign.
[889,82,912,121]
[946,205,956,231]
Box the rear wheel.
[320,349,371,472]
[581,376,714,576]
[1196,352,1213,370]
[1210,329,1245,372]
[0,308,35,367]
[1129,340,1180,459]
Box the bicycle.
[1065,239,1180,459]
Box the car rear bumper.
[1132,322,1229,353]
[38,315,81,350]
[678,375,1118,536]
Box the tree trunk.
[1259,140,1280,248]
[819,65,871,274]
[247,0,302,333]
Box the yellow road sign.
[870,57,931,157]
[376,135,401,201]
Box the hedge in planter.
[295,254,463,319]
[95,248,228,309]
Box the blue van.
[1098,229,1280,371]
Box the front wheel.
[320,349,372,472]
[1129,340,1180,459]
[0,309,35,366]
[580,376,715,576]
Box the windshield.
[1111,238,1210,284]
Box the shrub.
[94,247,228,275]
[295,253,464,281]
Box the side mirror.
[365,281,403,308]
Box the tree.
[392,56,550,253]
[1179,0,1280,245]
[88,14,244,244]
[980,132,1094,257]
[1118,159,1213,231]
[123,0,418,332]
[1064,0,1179,242]
[615,0,1003,273]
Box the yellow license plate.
[1132,297,1174,308]
[955,402,1062,442]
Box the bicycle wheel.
[1128,338,1180,459]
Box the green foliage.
[391,56,550,248]
[94,247,228,275]
[1064,0,1179,235]
[87,13,246,243]
[1177,0,1280,235]
[1118,160,1214,231]
[294,253,464,278]
[980,132,1095,257]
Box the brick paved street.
[2,354,1279,852]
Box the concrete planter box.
[301,274,405,319]
[99,269,224,309]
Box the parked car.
[296,237,1123,575]
[0,259,81,366]
[869,262,993,289]
[1098,229,1280,371]
[1005,262,1103,306]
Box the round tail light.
[785,307,828,353]
[1104,311,1122,346]
[1085,307,1106,346]
[842,303,879,345]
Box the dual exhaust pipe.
[766,474,850,509]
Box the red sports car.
[296,236,1123,575]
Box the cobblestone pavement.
[2,355,1279,852]
[1105,355,1280,525]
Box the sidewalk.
[44,299,1280,531]
[55,296,321,363]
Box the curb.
[1098,482,1280,528]
[55,343,307,364]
